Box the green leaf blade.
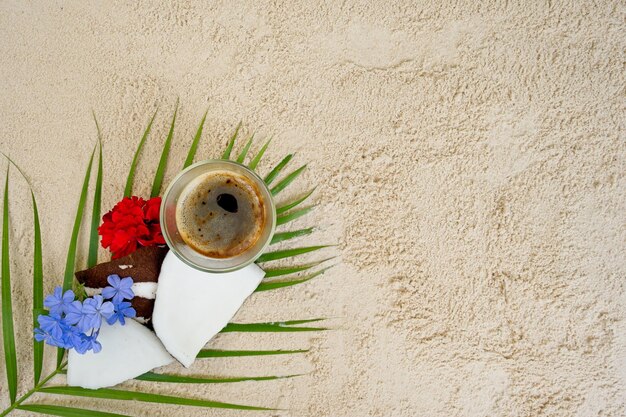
[221,319,326,333]
[17,404,132,417]
[276,188,315,215]
[136,371,299,384]
[88,116,103,268]
[31,191,44,384]
[184,110,208,169]
[256,245,331,263]
[271,165,307,195]
[271,227,314,244]
[1,167,18,403]
[276,206,315,227]
[124,109,157,198]
[221,122,241,160]
[39,386,271,411]
[236,134,254,163]
[256,266,332,292]
[264,154,292,185]
[197,349,308,358]
[248,138,271,170]
[151,100,178,198]
[262,258,333,278]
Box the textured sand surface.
[1,1,625,416]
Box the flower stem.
[0,361,67,417]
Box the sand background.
[0,1,625,416]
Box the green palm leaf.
[124,108,157,197]
[2,155,45,384]
[151,100,178,197]
[59,146,95,366]
[1,167,17,403]
[88,115,103,268]
[248,138,271,170]
[271,165,307,195]
[256,245,331,263]
[236,134,254,163]
[271,227,314,244]
[276,188,315,214]
[221,319,326,332]
[17,404,131,417]
[39,386,271,411]
[221,122,241,160]
[183,110,208,169]
[136,372,299,384]
[264,154,292,185]
[197,349,308,358]
[256,266,333,292]
[263,258,333,278]
[276,206,315,227]
[31,183,44,384]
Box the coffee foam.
[176,171,265,258]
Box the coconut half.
[152,252,265,367]
[67,319,174,389]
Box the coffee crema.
[175,171,266,258]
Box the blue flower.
[34,313,73,348]
[64,296,114,333]
[106,301,136,325]
[43,286,75,315]
[102,275,134,303]
[70,330,102,354]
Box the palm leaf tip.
[256,245,333,263]
[248,137,272,170]
[124,108,157,197]
[39,386,273,411]
[271,164,307,195]
[1,166,18,403]
[221,122,242,160]
[151,100,178,197]
[184,109,208,169]
[236,133,255,163]
[264,154,293,185]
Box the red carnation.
[98,196,166,259]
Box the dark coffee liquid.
[176,171,265,258]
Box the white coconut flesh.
[152,252,265,367]
[67,319,174,389]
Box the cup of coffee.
[160,160,276,272]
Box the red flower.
[98,196,165,259]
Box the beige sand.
[0,1,625,416]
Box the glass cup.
[160,159,276,273]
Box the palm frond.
[221,122,241,160]
[39,386,271,411]
[271,165,307,195]
[257,245,331,263]
[17,404,131,417]
[271,227,314,244]
[264,154,292,185]
[277,206,316,227]
[263,258,334,278]
[256,266,333,292]
[183,110,208,169]
[136,372,300,384]
[88,115,103,268]
[151,100,178,198]
[124,108,157,198]
[196,349,308,358]
[276,188,315,214]
[1,167,17,403]
[1,154,45,385]
[236,134,254,163]
[221,319,327,332]
[248,138,271,170]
